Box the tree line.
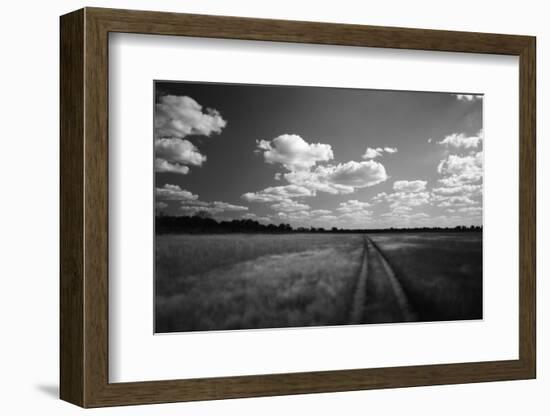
[155,214,482,235]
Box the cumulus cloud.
[242,185,313,203]
[457,206,482,214]
[437,151,483,185]
[154,138,207,175]
[454,94,482,102]
[156,184,198,201]
[362,147,382,159]
[336,200,371,214]
[317,160,388,188]
[154,158,190,175]
[434,195,477,208]
[156,184,248,216]
[155,95,227,139]
[271,200,311,212]
[310,209,333,216]
[283,160,388,195]
[438,132,482,149]
[247,135,388,225]
[393,180,427,193]
[382,211,429,220]
[362,146,398,159]
[257,134,333,171]
[434,152,482,210]
[373,190,431,218]
[282,170,354,194]
[432,184,482,196]
[386,192,431,208]
[154,95,226,175]
[180,201,248,216]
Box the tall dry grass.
[369,232,483,321]
[155,234,363,332]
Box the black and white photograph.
[154,81,483,333]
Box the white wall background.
[0,0,545,414]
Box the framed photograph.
[60,7,536,408]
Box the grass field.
[155,232,482,333]
[369,232,482,322]
[155,234,364,332]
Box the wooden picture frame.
[60,7,536,408]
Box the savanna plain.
[155,232,482,333]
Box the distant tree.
[194,210,213,219]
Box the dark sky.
[154,81,483,229]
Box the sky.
[154,81,483,229]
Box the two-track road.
[349,235,417,325]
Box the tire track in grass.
[366,236,417,322]
[348,237,369,324]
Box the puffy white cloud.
[154,138,206,175]
[242,185,313,203]
[212,201,249,212]
[389,192,430,208]
[393,180,427,192]
[387,205,412,215]
[374,191,430,208]
[362,147,382,159]
[154,95,226,175]
[154,158,190,175]
[155,95,227,139]
[328,200,373,227]
[362,146,398,159]
[257,134,334,171]
[248,135,388,225]
[156,184,198,201]
[310,209,333,216]
[282,170,354,194]
[438,132,482,149]
[336,200,371,214]
[437,151,483,185]
[155,201,168,210]
[156,184,248,216]
[382,211,429,220]
[271,200,311,212]
[432,179,481,210]
[454,94,482,101]
[283,160,388,195]
[434,195,477,208]
[432,184,482,196]
[318,160,388,188]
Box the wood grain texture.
[59,8,84,407]
[518,38,536,376]
[59,7,537,408]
